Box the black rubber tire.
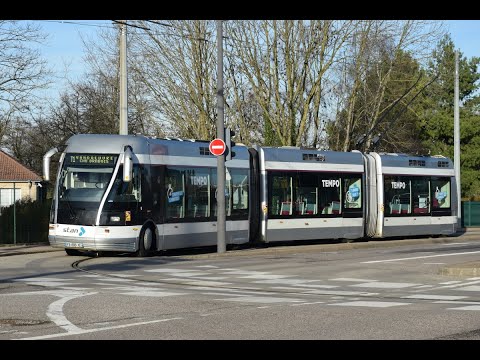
[136,225,155,257]
[65,249,82,256]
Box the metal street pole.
[13,182,16,245]
[454,50,461,227]
[119,20,128,135]
[216,20,226,253]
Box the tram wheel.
[136,225,155,257]
[65,249,82,256]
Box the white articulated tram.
[364,152,457,238]
[43,134,458,257]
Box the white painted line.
[431,280,480,290]
[252,279,317,285]
[216,296,303,304]
[456,285,480,291]
[182,280,232,287]
[195,265,219,268]
[257,306,270,309]
[239,274,293,279]
[291,301,324,306]
[46,295,92,333]
[119,290,187,297]
[439,281,463,284]
[96,278,134,282]
[413,285,434,289]
[443,243,471,246]
[170,272,211,277]
[362,250,480,264]
[466,277,480,280]
[424,262,445,265]
[187,286,270,294]
[330,278,379,282]
[15,277,70,282]
[17,317,183,340]
[448,305,480,311]
[201,292,247,297]
[402,294,467,300]
[302,289,380,296]
[351,282,420,289]
[435,301,480,305]
[329,301,410,308]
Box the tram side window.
[185,168,210,219]
[412,177,431,214]
[165,167,186,219]
[384,176,411,215]
[229,169,249,217]
[344,177,362,209]
[296,172,318,215]
[319,176,342,215]
[270,173,293,216]
[431,177,451,209]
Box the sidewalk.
[0,228,479,260]
[0,243,62,257]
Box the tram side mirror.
[43,147,59,181]
[123,146,133,183]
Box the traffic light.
[225,127,236,160]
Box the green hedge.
[0,198,52,244]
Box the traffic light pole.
[216,20,226,253]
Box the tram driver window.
[107,166,141,203]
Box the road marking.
[351,282,420,289]
[215,296,303,304]
[402,294,467,301]
[17,317,183,340]
[329,301,410,308]
[424,262,445,265]
[456,285,480,291]
[361,250,480,263]
[330,278,378,282]
[291,301,324,306]
[195,265,219,268]
[448,305,480,311]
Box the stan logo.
[79,227,86,236]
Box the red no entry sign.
[209,138,226,156]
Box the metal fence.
[462,201,480,227]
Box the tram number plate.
[65,242,84,248]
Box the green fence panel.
[462,201,480,227]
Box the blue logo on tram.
[79,227,86,237]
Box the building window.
[0,188,22,213]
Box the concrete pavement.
[1,228,479,276]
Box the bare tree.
[226,20,356,147]
[0,21,50,145]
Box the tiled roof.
[0,150,42,182]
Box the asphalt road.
[1,233,480,340]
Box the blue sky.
[35,20,480,99]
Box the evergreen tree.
[419,34,480,199]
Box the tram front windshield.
[56,154,117,225]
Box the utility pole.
[119,20,128,135]
[216,20,226,253]
[454,50,461,227]
[13,182,16,245]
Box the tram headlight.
[110,216,121,222]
